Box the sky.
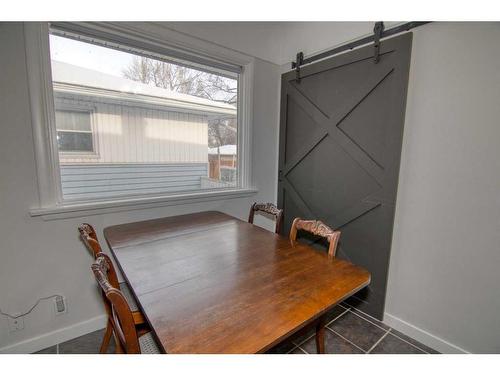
[49,34,238,104]
[49,35,134,77]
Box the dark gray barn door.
[278,33,412,319]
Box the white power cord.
[0,295,63,320]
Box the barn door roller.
[373,21,385,63]
[291,21,430,74]
[292,52,304,82]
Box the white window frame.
[25,22,257,219]
[55,104,99,158]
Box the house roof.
[208,145,237,155]
[51,61,237,117]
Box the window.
[38,24,247,204]
[25,22,254,216]
[55,110,94,153]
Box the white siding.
[60,163,208,201]
[55,93,209,164]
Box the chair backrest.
[289,218,341,258]
[92,254,141,354]
[248,202,284,234]
[78,223,102,258]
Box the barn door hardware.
[278,169,284,182]
[373,21,385,63]
[289,22,430,70]
[291,52,304,82]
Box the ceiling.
[160,22,402,66]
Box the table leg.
[315,318,326,354]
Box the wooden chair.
[248,202,284,234]
[289,218,341,353]
[78,223,146,353]
[78,223,101,258]
[92,254,160,354]
[289,218,341,258]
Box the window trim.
[55,105,99,157]
[25,22,256,219]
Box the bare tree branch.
[123,56,238,147]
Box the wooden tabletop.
[104,211,370,354]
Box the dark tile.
[290,324,316,346]
[389,330,439,354]
[324,305,347,325]
[328,311,386,352]
[349,308,391,331]
[339,301,351,309]
[301,329,364,354]
[266,338,297,354]
[370,333,425,354]
[287,306,346,346]
[59,329,116,354]
[107,335,116,353]
[34,345,57,354]
[339,301,390,331]
[289,346,307,354]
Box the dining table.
[103,211,370,354]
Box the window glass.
[56,110,92,132]
[57,131,93,152]
[49,31,239,201]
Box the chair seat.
[139,332,161,354]
[119,281,138,311]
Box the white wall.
[384,22,500,354]
[0,22,281,352]
[162,22,400,66]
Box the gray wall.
[385,22,500,353]
[0,22,281,352]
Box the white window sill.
[29,188,258,221]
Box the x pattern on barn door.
[278,34,412,319]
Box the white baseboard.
[0,314,107,354]
[383,313,469,354]
[0,311,468,354]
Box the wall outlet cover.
[54,295,67,315]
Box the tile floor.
[34,302,439,354]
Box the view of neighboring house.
[51,61,237,201]
[208,144,237,182]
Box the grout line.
[387,331,429,354]
[286,344,308,354]
[293,333,315,348]
[293,307,351,347]
[348,308,389,332]
[341,301,430,354]
[341,301,389,331]
[297,346,308,354]
[296,308,351,346]
[326,326,367,353]
[366,328,391,354]
[325,307,351,327]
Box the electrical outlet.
[7,315,24,332]
[54,295,67,315]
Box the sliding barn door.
[278,33,412,319]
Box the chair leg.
[315,318,326,354]
[113,329,125,354]
[100,321,113,354]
